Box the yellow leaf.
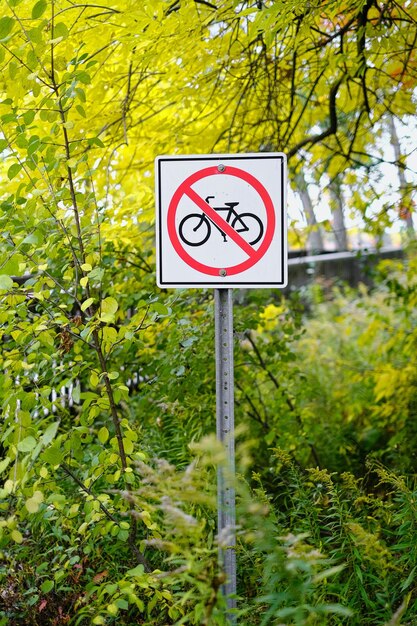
[374,370,397,402]
[123,438,134,454]
[90,371,99,387]
[99,297,118,323]
[81,297,94,312]
[139,510,153,529]
[107,604,118,616]
[25,490,44,513]
[11,529,23,543]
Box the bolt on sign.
[155,153,287,288]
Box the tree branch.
[61,462,120,525]
[287,78,343,158]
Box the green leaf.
[98,426,109,444]
[27,27,43,43]
[126,564,144,577]
[2,112,16,124]
[123,438,134,455]
[115,599,129,610]
[42,422,59,446]
[47,493,66,505]
[318,604,353,617]
[90,371,99,387]
[313,564,345,583]
[27,136,40,156]
[26,49,38,71]
[22,232,42,245]
[32,0,47,18]
[0,17,14,40]
[11,529,23,543]
[0,457,11,474]
[88,267,104,282]
[1,256,20,277]
[152,302,170,316]
[77,71,91,85]
[72,382,81,404]
[0,275,13,290]
[107,604,118,616]
[75,87,86,103]
[100,297,119,323]
[88,137,104,148]
[41,444,63,466]
[76,104,86,118]
[40,579,54,593]
[8,163,22,180]
[23,111,36,125]
[400,566,417,592]
[118,528,129,541]
[25,490,44,513]
[101,297,118,315]
[54,22,69,40]
[17,436,37,452]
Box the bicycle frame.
[205,197,246,240]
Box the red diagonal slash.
[184,186,258,258]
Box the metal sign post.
[215,288,237,620]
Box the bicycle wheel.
[231,212,264,246]
[179,213,211,247]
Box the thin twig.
[61,463,120,525]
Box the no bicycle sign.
[155,152,288,613]
[155,153,287,288]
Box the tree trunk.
[295,172,325,254]
[389,116,414,234]
[329,178,349,250]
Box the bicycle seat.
[224,202,239,208]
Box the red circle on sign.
[167,166,276,276]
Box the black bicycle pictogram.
[178,196,264,247]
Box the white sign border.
[155,153,287,289]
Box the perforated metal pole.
[214,288,237,621]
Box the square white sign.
[155,153,287,288]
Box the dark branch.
[287,78,343,158]
[61,463,120,525]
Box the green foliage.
[5,246,417,624]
